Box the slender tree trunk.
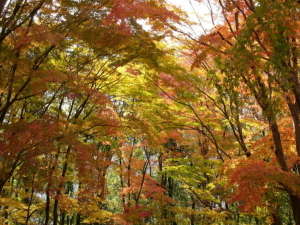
[268,120,288,171]
[0,0,8,15]
[53,198,59,225]
[287,102,300,156]
[76,214,81,225]
[45,151,60,225]
[44,189,50,225]
[268,118,300,224]
[53,147,70,225]
[271,206,282,225]
[290,195,300,225]
[190,195,195,225]
[119,157,126,208]
[0,179,6,194]
[66,215,70,225]
[25,176,35,225]
[60,212,66,225]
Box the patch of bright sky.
[167,0,221,38]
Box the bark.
[268,120,288,171]
[271,208,282,225]
[60,212,65,225]
[53,198,59,225]
[287,102,300,156]
[25,177,35,225]
[0,179,6,194]
[268,118,300,225]
[190,195,195,225]
[290,195,300,225]
[45,151,60,225]
[76,214,81,225]
[266,114,300,224]
[44,189,50,225]
[53,147,70,225]
[0,0,8,15]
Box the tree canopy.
[0,0,299,224]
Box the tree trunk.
[267,119,300,224]
[271,208,282,225]
[44,189,50,225]
[268,120,288,171]
[0,0,8,15]
[53,198,59,225]
[53,147,70,225]
[0,179,6,194]
[190,195,195,225]
[290,195,300,225]
[60,212,65,225]
[287,102,300,156]
[76,214,81,225]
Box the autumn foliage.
[0,0,300,225]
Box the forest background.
[0,0,299,224]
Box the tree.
[178,0,300,223]
[1,0,299,224]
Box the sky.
[167,0,219,37]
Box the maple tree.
[0,0,299,225]
[172,0,300,224]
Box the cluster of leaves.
[0,0,300,225]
